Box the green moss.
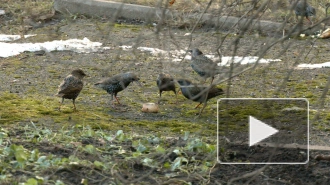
[114,23,141,32]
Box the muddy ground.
[1,6,330,184]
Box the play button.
[217,98,309,164]
[249,116,278,147]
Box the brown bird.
[177,79,224,115]
[156,73,177,103]
[56,69,86,111]
[94,72,141,105]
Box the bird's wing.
[182,86,206,101]
[193,55,217,70]
[96,75,122,85]
[207,87,224,99]
[57,76,83,95]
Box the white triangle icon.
[249,116,278,147]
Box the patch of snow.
[0,34,37,42]
[296,62,330,69]
[120,45,281,65]
[137,47,167,55]
[1,37,110,58]
[219,56,281,66]
[119,45,132,50]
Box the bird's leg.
[158,91,162,104]
[58,98,64,111]
[114,95,121,104]
[306,17,313,25]
[72,99,77,111]
[174,91,178,104]
[210,76,215,85]
[295,15,299,23]
[195,103,202,109]
[195,102,208,119]
[198,102,208,116]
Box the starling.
[294,1,316,24]
[94,72,141,104]
[177,79,224,115]
[189,48,220,84]
[56,69,86,111]
[156,73,177,103]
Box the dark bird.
[56,69,86,111]
[95,72,141,105]
[189,48,220,84]
[177,79,224,115]
[294,1,316,24]
[156,73,177,103]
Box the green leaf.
[35,176,44,184]
[155,146,165,153]
[148,136,160,144]
[132,152,142,157]
[0,131,8,145]
[142,158,154,167]
[36,156,50,168]
[183,131,190,140]
[163,162,171,169]
[84,145,95,154]
[116,130,123,136]
[116,130,125,141]
[12,145,28,165]
[85,129,95,137]
[55,180,65,185]
[136,143,147,153]
[165,173,178,178]
[81,179,88,185]
[171,157,188,171]
[30,149,39,162]
[37,156,47,163]
[94,161,105,170]
[132,140,139,147]
[172,149,181,155]
[21,178,38,185]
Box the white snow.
[0,36,110,57]
[124,46,282,66]
[296,62,330,69]
[0,34,36,42]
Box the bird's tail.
[94,82,103,87]
[55,93,64,97]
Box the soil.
[1,7,330,184]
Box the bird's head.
[158,73,173,82]
[125,72,142,86]
[188,48,203,57]
[308,6,316,16]
[71,69,87,79]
